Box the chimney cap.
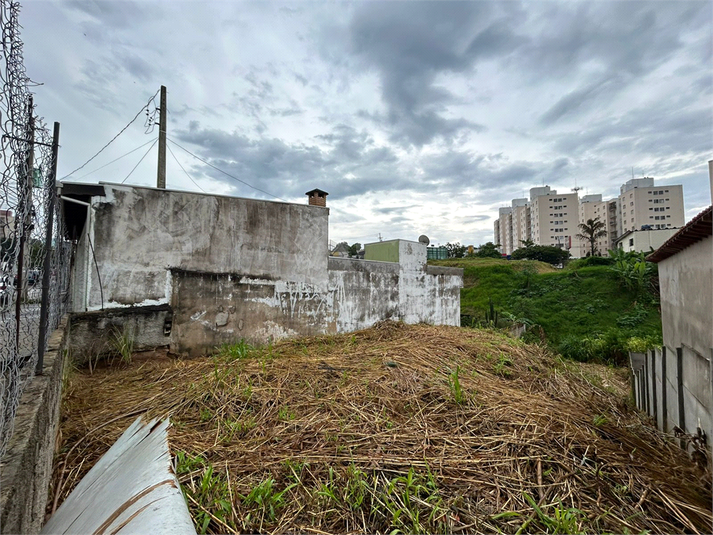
[305,188,329,197]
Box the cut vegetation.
[51,322,710,534]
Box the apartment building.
[531,190,579,254]
[0,209,14,240]
[511,198,529,252]
[497,207,512,253]
[618,178,684,235]
[491,176,684,259]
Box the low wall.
[68,305,172,364]
[630,345,712,458]
[169,258,462,357]
[0,317,69,535]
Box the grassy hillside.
[430,258,662,363]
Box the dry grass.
[51,322,711,534]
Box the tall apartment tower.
[617,177,684,235]
[511,198,530,252]
[493,219,500,249]
[498,207,512,254]
[530,188,579,254]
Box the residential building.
[511,198,530,252]
[493,219,500,248]
[530,190,579,255]
[618,177,684,235]
[497,207,511,254]
[615,228,681,253]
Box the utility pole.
[157,85,167,189]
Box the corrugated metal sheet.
[41,417,195,535]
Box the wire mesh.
[0,0,71,456]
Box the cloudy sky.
[19,0,712,247]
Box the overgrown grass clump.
[53,323,710,534]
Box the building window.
[629,238,634,246]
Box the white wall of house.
[657,235,713,357]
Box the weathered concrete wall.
[327,257,400,333]
[68,305,173,364]
[170,252,462,357]
[79,184,329,311]
[658,235,713,358]
[398,241,462,326]
[170,269,332,357]
[0,318,68,535]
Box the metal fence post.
[36,122,59,375]
[650,349,657,425]
[662,346,668,432]
[677,346,686,449]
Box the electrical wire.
[167,143,205,193]
[166,137,286,202]
[121,139,158,184]
[60,88,161,180]
[76,138,157,180]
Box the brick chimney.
[305,188,328,207]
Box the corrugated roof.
[647,205,712,263]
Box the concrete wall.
[0,318,68,534]
[76,184,329,311]
[658,235,713,357]
[170,244,462,357]
[68,305,173,364]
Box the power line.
[76,138,157,179]
[166,137,286,202]
[121,138,158,184]
[167,142,205,193]
[60,88,161,180]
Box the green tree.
[444,242,467,258]
[520,239,534,248]
[576,217,607,257]
[348,242,362,257]
[475,242,502,258]
[511,245,570,265]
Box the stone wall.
[0,318,68,534]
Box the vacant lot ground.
[51,323,710,534]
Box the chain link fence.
[1,0,71,456]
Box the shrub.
[511,245,570,266]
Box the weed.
[222,417,256,442]
[448,365,465,404]
[199,408,213,422]
[182,463,233,534]
[278,405,295,421]
[111,323,135,365]
[283,458,309,484]
[493,355,513,377]
[522,492,585,534]
[317,467,340,506]
[241,477,296,526]
[344,464,368,510]
[175,451,206,475]
[217,338,254,361]
[592,414,608,427]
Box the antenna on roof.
[572,177,582,194]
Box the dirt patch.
[51,322,711,534]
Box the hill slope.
[430,258,662,362]
[53,323,708,534]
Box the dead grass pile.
[51,322,711,534]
